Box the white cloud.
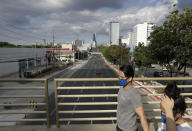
[71,26,83,33]
[26,0,70,9]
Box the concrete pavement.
[187,68,192,76]
[0,123,162,131]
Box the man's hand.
[160,95,174,114]
[160,95,177,131]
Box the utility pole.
[35,42,37,67]
[52,31,55,65]
[119,36,123,65]
[53,32,55,47]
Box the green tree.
[134,42,154,67]
[133,42,155,75]
[99,45,130,65]
[148,8,192,76]
[0,42,17,48]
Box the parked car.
[162,66,167,71]
[179,71,189,76]
[153,71,163,77]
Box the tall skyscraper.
[93,33,97,48]
[132,22,154,46]
[109,22,120,45]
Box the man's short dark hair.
[119,65,134,78]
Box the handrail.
[58,116,192,121]
[0,87,45,90]
[57,85,192,89]
[0,95,45,98]
[0,111,46,114]
[55,77,192,81]
[59,108,192,113]
[0,79,46,82]
[57,93,192,98]
[0,79,50,128]
[0,103,46,106]
[57,101,192,105]
[54,77,192,128]
[0,119,47,122]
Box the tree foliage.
[148,8,192,76]
[133,42,155,68]
[0,41,53,48]
[0,42,17,48]
[99,45,130,65]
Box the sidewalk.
[0,123,161,131]
[187,68,192,76]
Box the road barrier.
[0,79,50,127]
[54,77,192,128]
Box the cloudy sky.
[0,0,191,45]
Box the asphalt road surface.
[21,54,118,125]
[52,54,119,125]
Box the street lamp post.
[119,36,123,65]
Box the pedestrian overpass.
[0,77,192,131]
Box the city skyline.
[0,0,191,45]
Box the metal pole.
[119,36,122,65]
[44,79,50,128]
[54,80,60,128]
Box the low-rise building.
[121,32,132,47]
[61,43,73,50]
[78,43,91,51]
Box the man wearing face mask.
[117,65,149,131]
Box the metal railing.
[0,79,50,127]
[0,77,191,128]
[54,77,192,128]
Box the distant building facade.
[73,40,84,47]
[132,22,154,46]
[109,22,120,45]
[78,43,91,51]
[55,43,75,62]
[93,33,97,48]
[61,43,73,50]
[121,32,132,46]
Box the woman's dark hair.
[173,96,186,116]
[164,82,180,100]
[164,82,186,116]
[119,65,134,78]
